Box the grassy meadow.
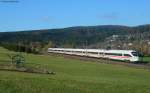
[143,56,150,62]
[0,47,150,93]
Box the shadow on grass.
[0,59,10,63]
[0,62,55,75]
[136,61,149,64]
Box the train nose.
[132,57,139,62]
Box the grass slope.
[0,47,150,93]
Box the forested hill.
[0,24,150,51]
[0,25,131,45]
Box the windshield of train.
[131,52,139,57]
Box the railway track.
[48,53,150,70]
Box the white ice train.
[48,48,142,62]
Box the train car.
[48,48,142,62]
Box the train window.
[105,53,112,55]
[99,52,104,55]
[114,53,122,56]
[105,53,122,56]
[124,54,132,57]
[74,51,82,53]
[131,52,139,57]
[88,52,98,54]
[66,51,71,52]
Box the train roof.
[48,48,136,53]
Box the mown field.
[0,47,150,93]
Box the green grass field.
[143,57,150,62]
[0,47,150,93]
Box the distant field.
[0,47,150,93]
[143,57,150,62]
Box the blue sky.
[0,0,150,31]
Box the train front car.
[103,50,142,62]
[130,51,142,62]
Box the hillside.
[0,25,131,46]
[0,25,150,54]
